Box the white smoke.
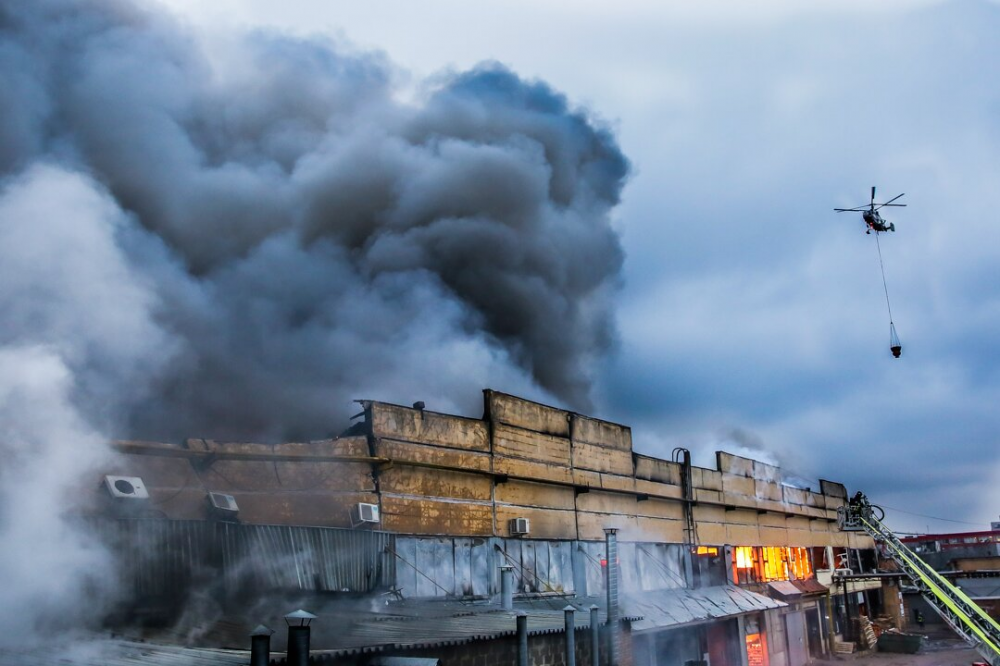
[0,165,176,643]
[0,0,631,643]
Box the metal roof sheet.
[790,578,828,595]
[958,578,1000,599]
[767,580,803,598]
[0,639,248,666]
[625,585,786,633]
[309,607,604,659]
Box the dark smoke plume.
[0,0,629,442]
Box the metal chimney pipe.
[563,606,577,666]
[284,609,316,666]
[516,611,528,666]
[249,625,274,666]
[287,626,310,666]
[604,527,620,666]
[589,605,600,666]
[501,565,514,610]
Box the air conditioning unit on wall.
[353,502,380,524]
[509,517,530,536]
[207,492,239,519]
[103,475,149,500]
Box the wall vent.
[207,491,239,518]
[353,502,380,524]
[103,475,149,500]
[509,517,530,536]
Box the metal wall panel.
[220,522,392,593]
[87,518,393,608]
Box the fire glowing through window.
[732,546,813,584]
[746,633,767,666]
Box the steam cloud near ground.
[0,0,629,644]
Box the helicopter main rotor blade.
[871,186,876,206]
[834,207,869,212]
[874,193,905,210]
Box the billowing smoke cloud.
[0,164,173,644]
[0,0,629,443]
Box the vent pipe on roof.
[284,610,315,666]
[516,612,528,666]
[563,606,577,666]
[249,625,274,666]
[589,605,600,666]
[604,528,620,666]
[500,565,514,610]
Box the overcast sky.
[4,0,997,536]
[155,0,1000,534]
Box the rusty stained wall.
[97,390,870,550]
[85,437,378,529]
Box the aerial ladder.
[838,493,1000,666]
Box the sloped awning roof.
[625,585,786,634]
[792,578,829,595]
[768,580,803,598]
[768,579,829,600]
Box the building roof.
[957,578,1000,600]
[767,578,829,599]
[0,639,247,666]
[307,604,621,659]
[625,585,786,634]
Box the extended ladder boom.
[839,495,1000,666]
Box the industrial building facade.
[84,389,885,665]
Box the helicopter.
[834,186,906,234]
[834,186,907,358]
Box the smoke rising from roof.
[0,0,629,442]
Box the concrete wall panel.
[376,438,491,473]
[571,414,632,451]
[692,467,723,491]
[722,473,756,497]
[634,479,684,500]
[370,403,489,451]
[755,480,783,502]
[495,505,577,540]
[634,455,682,485]
[494,455,573,485]
[576,490,639,516]
[486,391,570,436]
[576,511,639,541]
[381,495,494,536]
[493,423,571,466]
[726,523,761,545]
[635,517,686,543]
[717,452,755,477]
[379,467,492,501]
[493,479,576,510]
[571,440,634,475]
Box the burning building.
[43,389,887,666]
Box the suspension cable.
[874,232,894,324]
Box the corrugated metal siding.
[84,519,218,606]
[499,538,576,595]
[221,523,393,592]
[85,519,393,605]
[626,584,786,633]
[394,537,490,598]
